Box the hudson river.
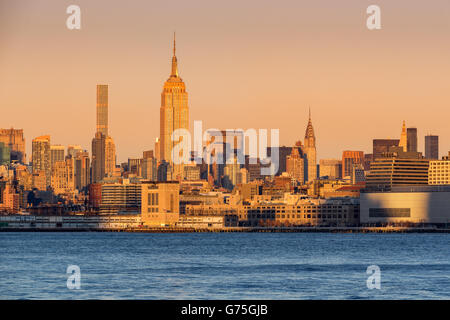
[0,232,449,299]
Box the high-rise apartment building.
[142,157,158,181]
[74,151,90,192]
[223,157,241,190]
[342,151,364,178]
[425,135,439,160]
[50,145,65,169]
[32,135,51,187]
[51,158,75,196]
[96,85,108,136]
[91,85,116,183]
[286,145,304,184]
[128,158,142,176]
[407,127,418,153]
[0,128,26,163]
[105,136,116,177]
[160,34,189,167]
[304,111,317,182]
[91,132,106,183]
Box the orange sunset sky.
[1,0,449,162]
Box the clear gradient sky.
[1,0,449,163]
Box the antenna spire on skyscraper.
[170,32,179,77]
[173,31,176,57]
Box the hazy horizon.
[1,0,449,163]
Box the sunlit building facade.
[96,85,109,136]
[0,128,26,163]
[32,135,51,187]
[92,85,116,183]
[160,34,189,178]
[342,151,364,179]
[304,111,317,182]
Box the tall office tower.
[0,128,26,163]
[32,135,51,187]
[74,151,90,192]
[91,85,116,183]
[267,145,297,176]
[342,151,364,178]
[425,135,439,160]
[286,144,305,184]
[50,145,65,169]
[223,156,241,190]
[399,121,407,152]
[365,158,429,190]
[142,158,157,181]
[51,158,75,196]
[373,139,399,160]
[96,85,108,136]
[128,158,142,176]
[0,142,10,165]
[319,159,341,180]
[304,110,317,182]
[91,132,105,183]
[105,136,116,177]
[407,127,418,153]
[154,138,161,162]
[364,154,373,171]
[160,34,189,166]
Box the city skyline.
[1,1,449,163]
[1,1,450,303]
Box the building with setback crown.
[399,121,407,152]
[304,110,317,182]
[160,33,189,180]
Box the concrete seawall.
[1,226,449,233]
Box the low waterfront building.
[89,179,141,214]
[360,185,450,225]
[237,197,360,227]
[177,215,238,228]
[182,194,359,227]
[141,181,180,227]
[0,214,142,229]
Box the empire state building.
[160,33,189,168]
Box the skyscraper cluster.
[0,34,448,218]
